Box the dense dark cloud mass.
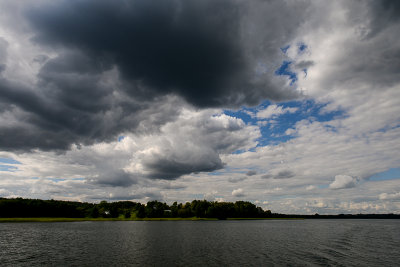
[0,0,307,152]
[26,0,299,107]
[364,0,400,39]
[27,0,242,107]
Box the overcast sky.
[1,0,399,214]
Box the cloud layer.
[0,0,400,214]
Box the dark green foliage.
[0,197,271,219]
[0,198,94,218]
[145,201,169,218]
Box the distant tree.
[171,201,178,217]
[136,205,146,218]
[124,209,131,219]
[145,201,168,218]
[90,206,99,218]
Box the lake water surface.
[0,219,399,266]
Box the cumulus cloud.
[329,175,356,190]
[232,188,245,197]
[1,109,260,187]
[124,110,260,180]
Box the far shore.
[0,217,305,223]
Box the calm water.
[0,219,399,266]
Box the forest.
[1,198,399,220]
[0,198,271,219]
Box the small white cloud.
[215,197,225,202]
[256,105,298,119]
[285,128,296,135]
[308,200,327,208]
[243,110,255,118]
[232,188,245,197]
[379,192,400,200]
[306,185,316,191]
[264,187,282,193]
[0,188,11,196]
[329,175,356,190]
[204,190,219,200]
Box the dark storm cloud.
[364,0,400,39]
[261,170,295,179]
[1,0,308,154]
[143,155,224,180]
[26,0,299,108]
[0,74,136,151]
[88,171,137,187]
[0,66,183,151]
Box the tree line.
[0,198,272,219]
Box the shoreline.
[0,217,304,223]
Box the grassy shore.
[0,217,303,222]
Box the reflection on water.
[0,220,399,266]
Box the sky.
[0,0,400,214]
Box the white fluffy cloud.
[379,192,400,200]
[329,175,356,190]
[232,188,245,197]
[0,107,260,201]
[256,105,298,119]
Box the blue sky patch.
[0,158,21,164]
[224,100,346,148]
[280,45,290,54]
[47,178,66,182]
[0,165,18,172]
[275,61,297,85]
[298,42,307,53]
[368,168,400,181]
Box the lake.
[0,219,399,266]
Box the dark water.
[0,220,399,266]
